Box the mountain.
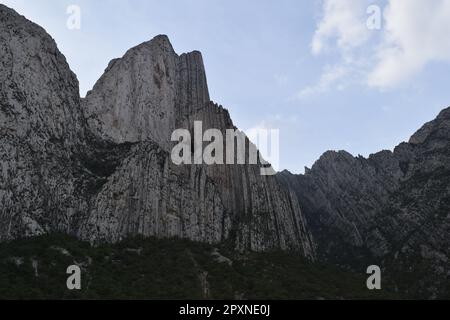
[0,4,448,299]
[0,4,88,240]
[0,4,314,258]
[279,107,450,298]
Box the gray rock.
[80,35,315,256]
[279,107,450,297]
[0,4,88,240]
[0,4,315,260]
[82,35,210,150]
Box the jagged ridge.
[279,107,450,297]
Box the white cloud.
[368,0,450,88]
[306,0,450,92]
[296,65,349,99]
[311,0,369,55]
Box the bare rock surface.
[80,35,314,256]
[0,4,88,240]
[0,4,315,259]
[279,108,450,297]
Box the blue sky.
[3,0,450,173]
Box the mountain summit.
[83,34,210,147]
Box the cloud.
[368,0,450,88]
[305,0,450,92]
[311,0,369,55]
[296,65,349,99]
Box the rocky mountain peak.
[82,35,210,149]
[142,34,175,50]
[0,3,85,148]
[409,106,450,145]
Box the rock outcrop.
[82,36,210,149]
[80,35,314,255]
[0,4,88,240]
[279,108,450,297]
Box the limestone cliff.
[0,5,315,259]
[0,4,88,240]
[81,35,314,255]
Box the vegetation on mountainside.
[0,234,399,300]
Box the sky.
[2,0,450,173]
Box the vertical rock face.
[175,51,210,118]
[0,5,315,259]
[177,102,314,254]
[82,36,210,150]
[78,142,231,245]
[279,108,450,297]
[0,5,87,240]
[80,35,315,257]
[83,36,178,147]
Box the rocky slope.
[0,4,314,258]
[0,4,89,240]
[279,108,450,297]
